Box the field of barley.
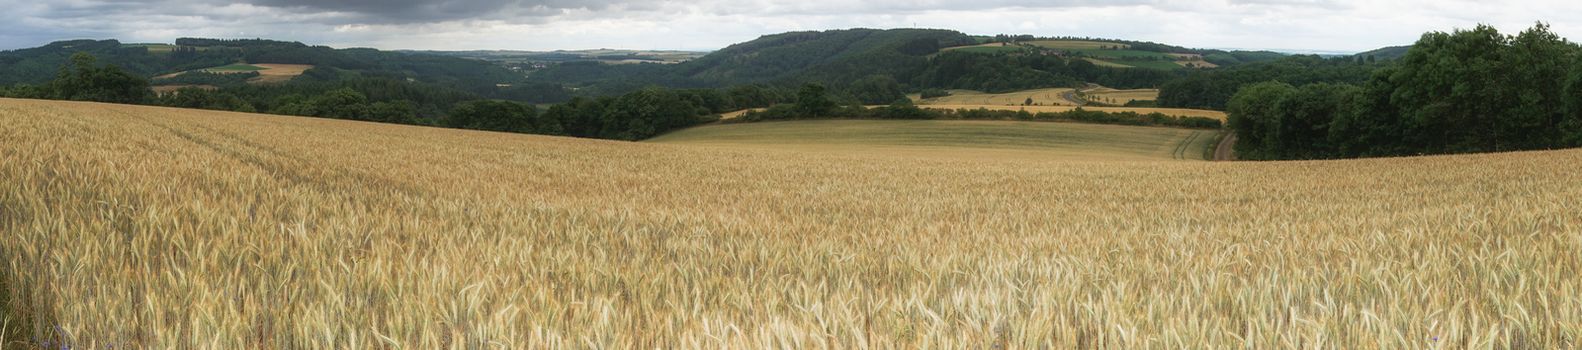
[2,98,1581,348]
[648,120,1220,161]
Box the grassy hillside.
[648,120,1220,161]
[3,98,1580,348]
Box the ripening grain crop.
[1,98,1580,348]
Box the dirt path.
[1061,90,1087,107]
[1213,132,1237,161]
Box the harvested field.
[244,64,314,84]
[154,63,314,84]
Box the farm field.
[649,119,1220,161]
[205,64,267,72]
[1082,57,1133,68]
[243,64,314,83]
[1024,40,1129,50]
[918,103,1227,120]
[1084,88,1161,105]
[150,84,218,95]
[940,44,1024,54]
[154,63,314,84]
[2,99,1581,348]
[912,88,1082,106]
[120,43,177,53]
[940,43,1026,53]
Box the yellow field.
[1083,88,1161,105]
[3,98,1581,348]
[919,103,1227,121]
[718,108,763,120]
[913,88,1082,106]
[154,63,313,84]
[246,64,313,83]
[650,120,1220,161]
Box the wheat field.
[648,120,1220,161]
[2,98,1581,349]
[1082,88,1161,105]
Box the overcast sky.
[3,0,1581,53]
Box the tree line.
[1226,23,1582,160]
[734,84,1222,129]
[1158,54,1384,110]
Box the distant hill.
[1356,45,1412,61]
[675,29,976,85]
[525,29,1247,95]
[0,38,526,96]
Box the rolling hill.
[4,98,1579,347]
[524,29,1288,95]
[0,38,528,97]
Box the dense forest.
[977,34,1287,66]
[1225,23,1582,159]
[1157,54,1385,110]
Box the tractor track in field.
[1171,130,1203,160]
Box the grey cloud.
[245,0,656,24]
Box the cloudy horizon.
[3,0,1581,53]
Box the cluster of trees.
[735,84,1222,129]
[915,51,1181,92]
[153,71,260,86]
[1227,24,1582,160]
[158,87,256,113]
[7,53,155,104]
[976,35,1286,66]
[1158,54,1384,110]
[439,88,737,140]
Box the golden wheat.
[1,98,1579,348]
